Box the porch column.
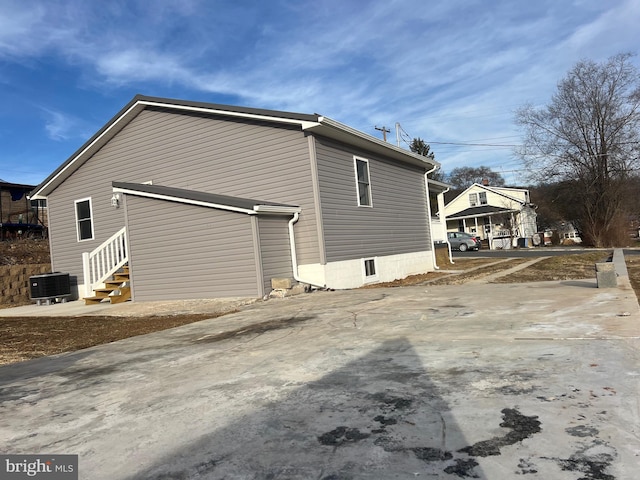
[488,215,494,250]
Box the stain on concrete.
[373,414,397,426]
[63,364,120,380]
[443,458,480,478]
[318,403,541,480]
[372,435,403,452]
[459,408,542,457]
[412,447,453,462]
[551,440,617,480]
[497,384,537,395]
[320,474,354,480]
[0,386,39,402]
[318,426,370,446]
[194,316,315,343]
[516,457,538,474]
[370,392,413,411]
[566,425,599,437]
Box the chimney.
[481,178,489,186]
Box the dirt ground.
[0,237,50,265]
[0,313,239,365]
[0,241,629,366]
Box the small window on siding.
[75,198,94,241]
[354,157,372,207]
[469,193,478,207]
[479,192,488,205]
[364,258,377,278]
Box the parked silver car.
[447,232,481,251]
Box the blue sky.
[1,0,639,186]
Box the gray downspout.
[440,187,454,265]
[424,168,440,270]
[288,212,326,289]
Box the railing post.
[82,252,92,297]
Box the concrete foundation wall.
[298,250,435,289]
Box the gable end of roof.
[31,95,439,199]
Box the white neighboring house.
[444,183,538,249]
[543,223,582,245]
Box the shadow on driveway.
[126,338,542,479]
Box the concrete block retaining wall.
[0,264,51,305]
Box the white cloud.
[0,2,48,57]
[40,108,87,141]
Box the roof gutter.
[253,205,302,215]
[313,116,440,170]
[137,99,321,130]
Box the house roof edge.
[32,95,439,198]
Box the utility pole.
[375,125,390,142]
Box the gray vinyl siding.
[258,216,294,293]
[45,165,127,289]
[125,195,259,300]
[95,109,319,263]
[46,109,321,288]
[314,137,431,262]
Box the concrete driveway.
[1,278,639,479]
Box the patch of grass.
[624,255,640,294]
[493,251,611,283]
[447,258,507,270]
[430,258,531,285]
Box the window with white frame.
[354,157,372,207]
[479,192,488,205]
[469,193,478,206]
[75,198,94,241]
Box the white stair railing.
[82,227,128,297]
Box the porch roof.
[112,182,301,215]
[447,205,517,220]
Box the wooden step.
[93,288,116,298]
[110,286,131,304]
[84,296,107,305]
[84,264,132,305]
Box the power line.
[425,140,518,147]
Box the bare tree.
[515,53,640,247]
[447,166,505,191]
